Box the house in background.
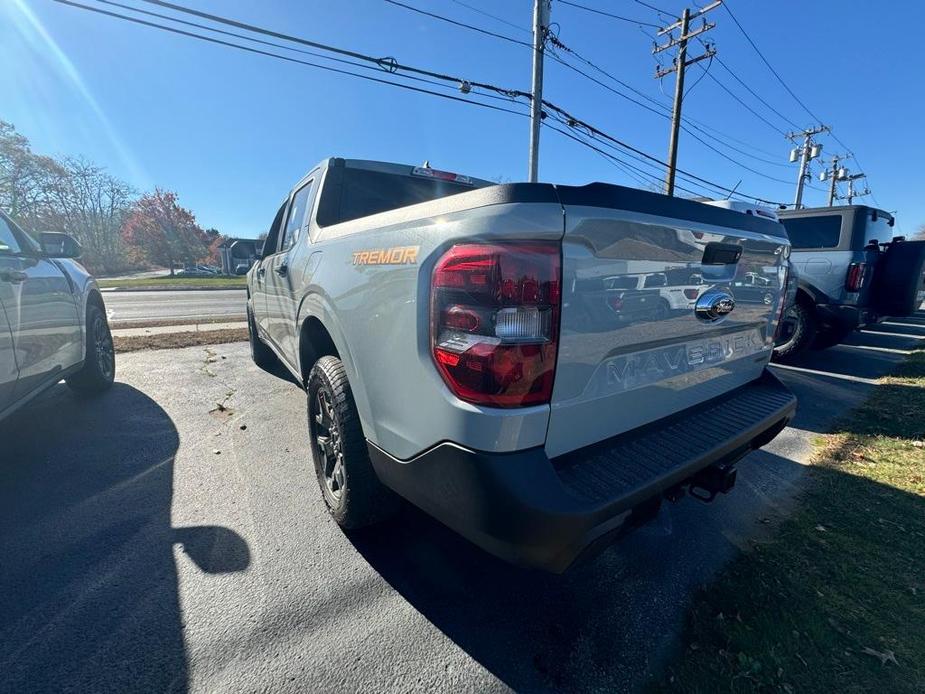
[218,238,261,275]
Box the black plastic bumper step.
[552,371,795,506]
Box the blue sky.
[2,0,919,237]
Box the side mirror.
[256,240,265,258]
[40,232,82,259]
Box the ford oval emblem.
[695,291,736,322]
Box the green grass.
[98,275,246,289]
[653,351,925,693]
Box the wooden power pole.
[653,1,720,196]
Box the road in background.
[2,316,922,692]
[103,289,246,324]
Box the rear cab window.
[317,165,485,227]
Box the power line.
[556,0,661,29]
[383,0,531,47]
[391,0,797,188]
[683,54,712,98]
[92,0,520,105]
[135,0,530,98]
[698,63,788,135]
[712,53,801,131]
[446,0,530,34]
[54,0,532,117]
[545,121,710,196]
[545,30,793,166]
[722,2,880,203]
[59,0,784,204]
[722,0,823,125]
[540,100,784,204]
[633,0,673,16]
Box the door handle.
[274,263,288,277]
[0,269,27,284]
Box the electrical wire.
[382,0,531,47]
[390,0,798,188]
[91,0,522,106]
[722,0,823,125]
[723,2,880,203]
[58,0,787,205]
[446,0,530,34]
[712,54,801,131]
[682,54,712,98]
[540,101,785,204]
[134,0,530,98]
[545,121,710,196]
[53,0,533,117]
[633,0,673,17]
[556,0,661,29]
[698,62,788,136]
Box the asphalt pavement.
[1,317,923,693]
[104,289,246,324]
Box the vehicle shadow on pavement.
[0,382,249,694]
[346,451,810,692]
[346,318,923,692]
[351,444,923,692]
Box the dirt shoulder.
[114,328,249,353]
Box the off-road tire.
[772,300,816,363]
[66,303,115,394]
[307,355,398,529]
[247,304,277,370]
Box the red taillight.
[846,262,867,292]
[431,243,561,407]
[683,288,700,300]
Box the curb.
[99,285,247,293]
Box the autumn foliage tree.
[121,189,209,274]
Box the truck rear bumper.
[816,303,880,332]
[368,370,796,573]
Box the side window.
[280,180,314,251]
[0,216,23,255]
[262,203,287,257]
[782,215,842,249]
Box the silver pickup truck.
[247,158,797,572]
[0,211,115,422]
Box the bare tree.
[0,120,65,225]
[44,157,135,272]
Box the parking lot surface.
[2,316,922,693]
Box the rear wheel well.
[794,287,816,312]
[300,317,339,384]
[87,289,105,313]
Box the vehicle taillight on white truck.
[431,242,561,407]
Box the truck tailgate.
[546,184,788,458]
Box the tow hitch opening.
[688,463,738,503]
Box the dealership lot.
[1,316,923,693]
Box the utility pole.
[842,173,869,205]
[819,154,847,207]
[653,1,720,196]
[527,0,551,183]
[786,125,829,209]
